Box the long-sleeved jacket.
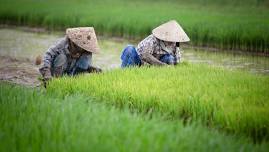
[39,37,93,77]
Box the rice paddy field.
[0,0,269,52]
[1,81,269,152]
[1,63,269,151]
[1,0,269,151]
[47,63,269,142]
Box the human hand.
[88,66,102,73]
[94,67,102,73]
[42,71,52,88]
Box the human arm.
[39,39,66,81]
[174,42,181,65]
[140,52,167,66]
[137,35,167,66]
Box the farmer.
[39,27,102,83]
[120,20,190,67]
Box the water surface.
[0,28,268,74]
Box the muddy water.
[0,28,268,86]
[0,28,124,69]
[183,49,269,75]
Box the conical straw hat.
[66,27,100,53]
[152,20,190,42]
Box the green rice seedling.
[47,63,269,141]
[1,83,269,151]
[0,0,268,52]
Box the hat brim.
[152,20,190,42]
[66,27,100,53]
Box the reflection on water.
[183,49,269,75]
[0,28,268,74]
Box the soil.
[0,56,41,87]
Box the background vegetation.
[0,0,268,52]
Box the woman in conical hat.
[39,27,102,85]
[121,20,190,67]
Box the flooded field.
[0,27,268,86]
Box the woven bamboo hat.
[152,20,190,42]
[66,27,100,53]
